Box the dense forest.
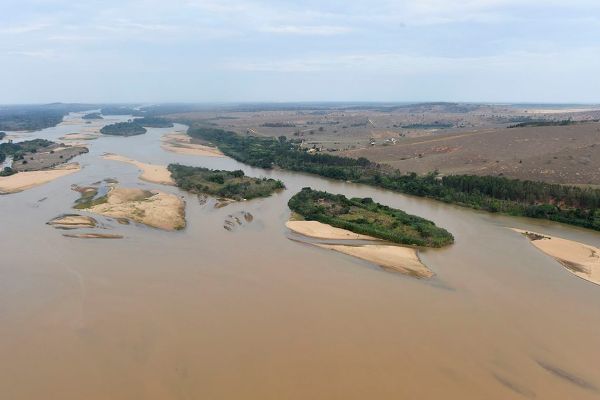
[133,117,174,128]
[168,164,285,200]
[289,188,454,247]
[100,106,144,116]
[187,126,600,231]
[0,104,95,131]
[508,119,580,128]
[82,112,103,120]
[0,139,54,163]
[100,122,147,136]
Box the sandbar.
[0,163,81,194]
[102,153,175,185]
[85,187,185,231]
[286,220,379,240]
[512,228,600,285]
[48,214,97,229]
[161,132,224,157]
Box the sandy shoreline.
[102,153,175,185]
[286,220,379,240]
[0,163,81,194]
[161,132,224,157]
[512,228,600,285]
[288,220,433,277]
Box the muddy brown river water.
[1,112,599,399]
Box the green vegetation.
[401,122,454,129]
[100,122,147,136]
[100,106,144,116]
[82,112,103,120]
[0,132,5,140]
[133,117,174,128]
[168,164,285,200]
[288,188,454,247]
[0,109,64,131]
[508,119,581,128]
[0,139,54,163]
[72,187,109,209]
[187,126,600,231]
[0,167,15,177]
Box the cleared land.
[341,122,600,185]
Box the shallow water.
[1,112,599,399]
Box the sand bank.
[317,244,433,278]
[102,153,174,185]
[161,132,224,157]
[48,214,97,229]
[0,163,80,194]
[286,220,379,240]
[512,228,600,285]
[63,233,123,239]
[59,132,100,141]
[85,187,185,231]
[287,220,433,277]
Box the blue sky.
[1,0,599,103]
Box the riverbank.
[0,163,80,194]
[288,219,433,278]
[161,132,224,157]
[102,153,174,185]
[512,228,600,285]
[286,220,378,240]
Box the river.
[0,112,599,399]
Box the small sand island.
[161,132,224,157]
[168,164,284,201]
[287,188,454,277]
[102,153,175,185]
[512,228,600,285]
[73,182,186,230]
[0,139,86,193]
[47,214,98,229]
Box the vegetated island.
[0,132,6,141]
[287,188,452,277]
[82,112,103,120]
[0,139,87,193]
[288,187,454,247]
[186,126,600,232]
[72,182,186,231]
[133,117,174,128]
[100,121,147,136]
[512,228,600,286]
[168,164,285,201]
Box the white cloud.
[259,25,352,35]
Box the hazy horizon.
[2,0,600,104]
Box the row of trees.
[187,126,600,231]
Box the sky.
[1,0,600,104]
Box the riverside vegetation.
[187,126,600,231]
[168,164,285,200]
[288,187,454,247]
